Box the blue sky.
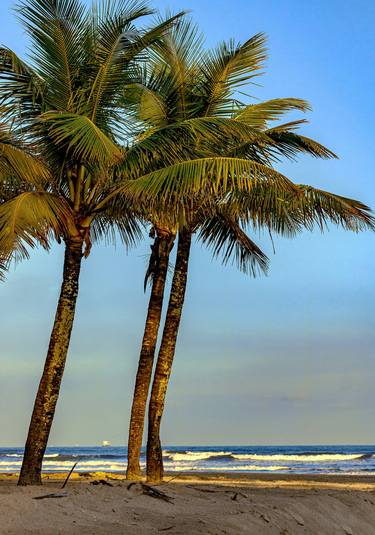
[0,0,374,446]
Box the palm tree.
[125,23,270,479]
[123,22,290,479]
[120,23,374,482]
[2,3,372,487]
[0,0,187,485]
[0,1,311,486]
[123,19,374,481]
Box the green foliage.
[0,3,373,281]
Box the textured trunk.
[126,233,175,480]
[146,230,192,483]
[18,236,84,486]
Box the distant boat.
[102,440,111,447]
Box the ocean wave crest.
[163,463,288,472]
[165,451,231,461]
[232,453,369,462]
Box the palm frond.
[235,98,311,129]
[294,186,375,232]
[199,33,267,117]
[16,0,87,109]
[199,213,269,276]
[227,185,375,236]
[0,256,9,281]
[114,157,299,205]
[40,111,122,164]
[0,191,73,262]
[0,123,50,185]
[265,127,338,160]
[0,47,46,120]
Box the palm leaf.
[294,186,375,232]
[198,213,269,276]
[265,127,338,160]
[0,191,73,262]
[235,98,311,129]
[199,33,267,117]
[0,123,50,185]
[16,0,87,109]
[40,111,122,164]
[113,157,299,205]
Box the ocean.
[1,445,375,475]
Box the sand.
[1,472,375,534]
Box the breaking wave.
[232,453,371,462]
[1,446,374,474]
[164,451,231,461]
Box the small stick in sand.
[33,491,68,500]
[61,462,79,489]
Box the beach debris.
[231,492,247,501]
[186,485,219,493]
[342,527,353,535]
[127,482,173,503]
[290,512,305,526]
[91,479,113,487]
[259,513,271,523]
[158,526,175,532]
[33,491,68,500]
[61,462,79,489]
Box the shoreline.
[2,470,375,490]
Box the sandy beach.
[1,472,375,534]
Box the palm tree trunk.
[146,230,192,483]
[126,232,174,480]
[18,235,84,486]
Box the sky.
[0,0,374,447]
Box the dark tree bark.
[146,230,192,483]
[18,236,84,486]
[126,231,175,480]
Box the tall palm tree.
[125,23,271,478]
[0,0,187,485]
[123,21,303,479]
[119,22,374,482]
[0,2,313,486]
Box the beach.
[1,472,375,534]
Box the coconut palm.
[0,1,311,486]
[0,0,188,485]
[123,22,307,479]
[118,21,374,482]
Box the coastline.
[3,470,375,488]
[1,472,375,533]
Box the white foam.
[166,451,231,461]
[232,454,365,462]
[0,459,127,471]
[163,464,288,472]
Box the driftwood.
[33,491,68,500]
[127,482,173,503]
[91,479,114,487]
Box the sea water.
[1,445,375,474]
